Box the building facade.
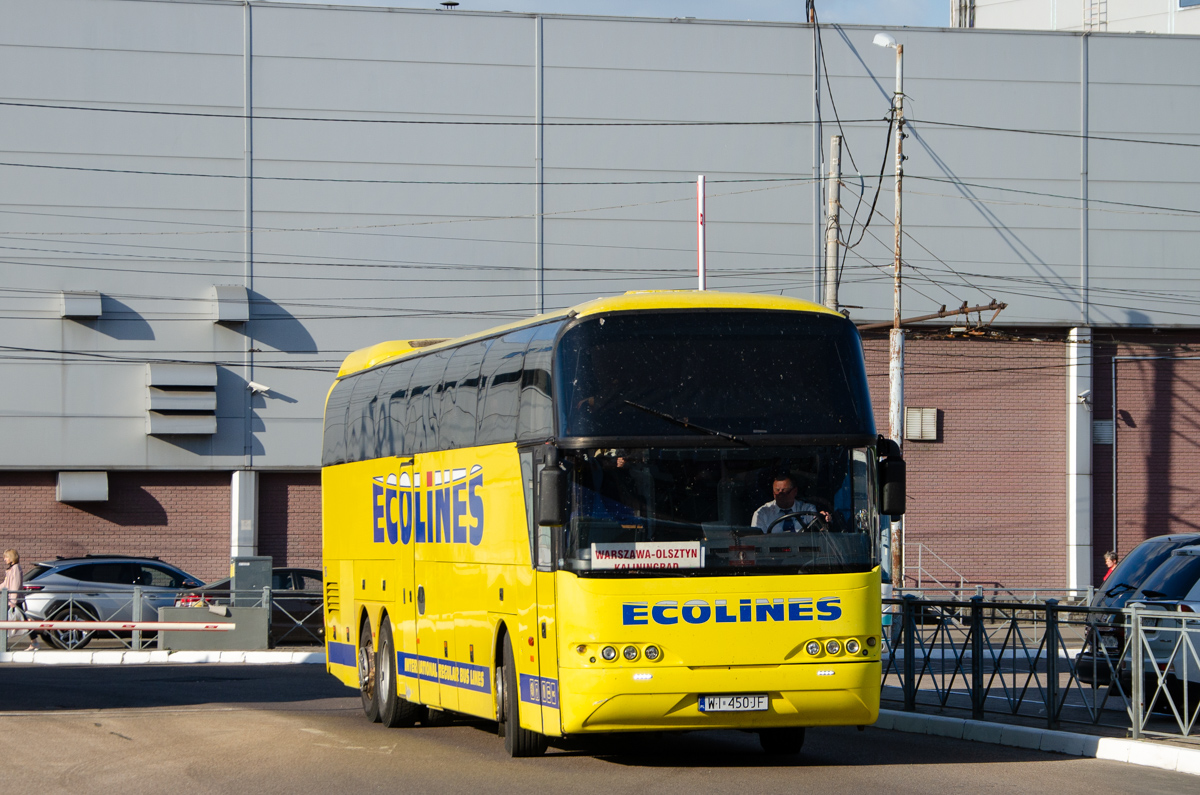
[960,0,1200,33]
[3,0,1200,588]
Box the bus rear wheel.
[758,727,805,755]
[359,618,380,723]
[500,638,548,757]
[377,618,422,728]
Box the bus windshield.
[562,446,879,576]
[555,311,874,440]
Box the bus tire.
[758,727,805,755]
[501,638,548,757]
[359,617,381,723]
[377,618,421,728]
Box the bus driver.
[751,473,831,533]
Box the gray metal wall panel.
[3,0,1200,471]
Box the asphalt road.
[0,664,1193,795]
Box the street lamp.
[874,31,905,589]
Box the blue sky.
[289,1,949,28]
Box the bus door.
[394,458,419,703]
[533,451,561,733]
[414,459,458,711]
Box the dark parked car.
[22,555,204,650]
[176,567,323,646]
[1076,533,1200,686]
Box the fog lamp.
[601,645,617,661]
[623,645,639,661]
[867,636,877,647]
[825,639,841,655]
[806,640,821,656]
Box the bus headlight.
[601,645,618,661]
[806,640,821,656]
[623,645,639,661]
[845,639,861,654]
[643,644,661,661]
[825,639,841,655]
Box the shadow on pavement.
[0,664,353,712]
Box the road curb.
[878,708,1200,776]
[0,649,325,665]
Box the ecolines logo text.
[622,597,842,626]
[372,465,484,546]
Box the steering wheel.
[767,510,828,533]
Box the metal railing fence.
[2,585,323,652]
[884,595,1200,741]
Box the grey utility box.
[157,606,269,651]
[231,556,272,607]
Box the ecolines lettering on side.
[372,465,484,546]
[622,597,843,626]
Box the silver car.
[22,555,204,650]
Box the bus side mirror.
[538,467,568,526]
[879,457,906,519]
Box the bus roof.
[335,290,839,377]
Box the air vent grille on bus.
[325,581,340,614]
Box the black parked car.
[1076,533,1200,686]
[175,567,323,646]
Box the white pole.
[697,175,706,291]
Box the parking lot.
[0,664,1195,795]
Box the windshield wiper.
[623,400,749,446]
[1138,589,1168,599]
[1105,582,1136,595]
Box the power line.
[911,117,1200,150]
[0,159,816,187]
[0,99,880,127]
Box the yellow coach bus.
[321,290,905,756]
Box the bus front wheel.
[758,727,805,755]
[500,638,548,757]
[359,619,381,723]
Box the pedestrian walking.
[4,548,31,650]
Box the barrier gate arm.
[0,621,236,631]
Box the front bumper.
[556,660,880,734]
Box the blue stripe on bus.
[328,641,356,667]
[397,652,491,693]
[519,673,559,709]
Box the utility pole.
[874,32,905,588]
[823,135,842,311]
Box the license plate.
[698,694,769,712]
[1100,635,1119,650]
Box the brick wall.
[1092,331,1200,573]
[0,471,230,583]
[863,333,1068,589]
[258,472,322,570]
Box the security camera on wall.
[247,381,271,394]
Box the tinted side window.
[83,563,136,584]
[271,572,293,590]
[345,368,388,464]
[382,359,416,456]
[439,340,490,450]
[404,352,452,454]
[518,323,560,441]
[1136,554,1200,601]
[140,565,185,588]
[478,328,536,445]
[295,572,323,590]
[322,379,353,466]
